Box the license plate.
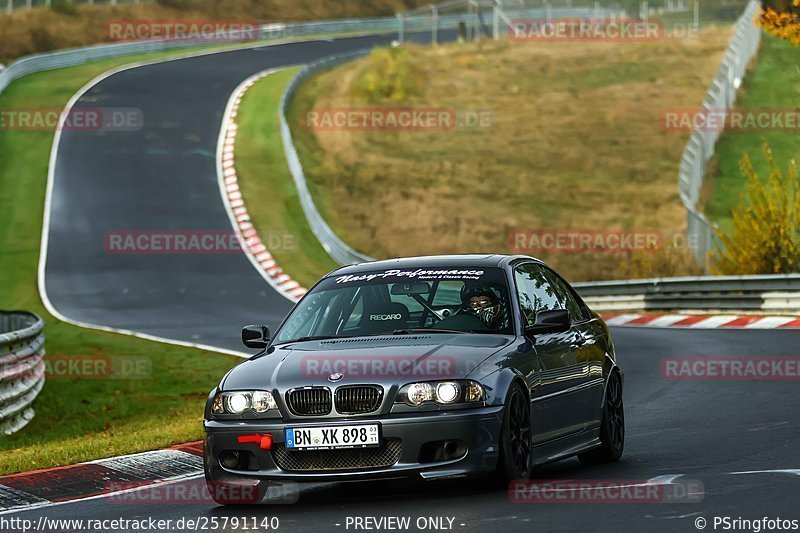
[285,424,380,450]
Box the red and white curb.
[0,442,204,514]
[601,313,800,329]
[217,68,307,302]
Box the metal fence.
[574,274,800,313]
[0,311,45,436]
[678,0,761,265]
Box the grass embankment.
[286,29,734,281]
[232,67,339,288]
[0,0,430,63]
[0,49,251,475]
[704,34,800,234]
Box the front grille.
[287,387,332,416]
[271,438,402,472]
[335,385,383,414]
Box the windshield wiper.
[392,328,471,335]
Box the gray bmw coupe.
[203,255,623,504]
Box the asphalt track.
[33,31,800,533]
[42,31,452,353]
[8,328,800,531]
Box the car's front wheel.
[579,371,624,464]
[494,382,532,484]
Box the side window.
[513,263,563,327]
[543,270,586,322]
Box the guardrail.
[279,51,376,266]
[0,17,410,97]
[678,0,761,266]
[574,274,800,313]
[0,311,45,436]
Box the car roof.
[328,254,542,277]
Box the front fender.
[482,367,528,407]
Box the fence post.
[693,0,699,32]
[6,0,11,15]
[492,4,499,39]
[396,12,405,44]
[472,0,480,41]
[430,4,438,45]
[26,0,32,10]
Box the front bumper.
[204,406,503,484]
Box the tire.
[579,371,624,464]
[494,382,532,485]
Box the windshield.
[273,267,514,344]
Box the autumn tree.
[758,0,800,45]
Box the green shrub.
[354,46,423,103]
[709,141,800,274]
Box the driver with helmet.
[459,284,508,330]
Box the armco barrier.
[0,311,45,436]
[574,274,800,314]
[279,50,376,266]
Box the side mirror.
[242,325,270,349]
[525,309,570,336]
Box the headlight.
[436,382,460,403]
[396,380,485,406]
[406,383,434,405]
[211,390,279,416]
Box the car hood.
[221,334,512,391]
